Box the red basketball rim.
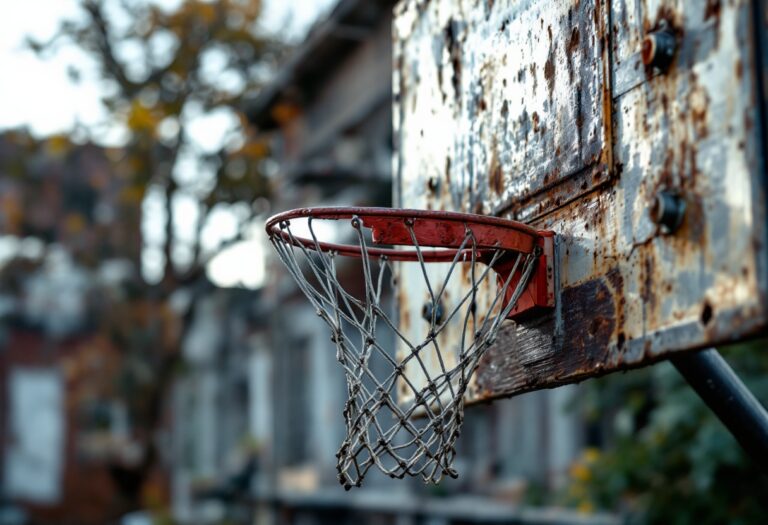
[265,207,544,262]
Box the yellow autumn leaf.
[46,134,71,156]
[237,140,269,159]
[1,195,23,234]
[196,2,217,23]
[127,100,159,134]
[119,185,146,204]
[583,447,601,463]
[64,212,87,234]
[271,102,301,125]
[569,462,592,482]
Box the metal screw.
[651,191,686,234]
[641,27,677,72]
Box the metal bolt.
[641,27,677,72]
[651,191,686,234]
[422,301,444,324]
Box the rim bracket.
[495,232,556,320]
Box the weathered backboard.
[393,0,768,403]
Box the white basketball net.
[270,215,538,489]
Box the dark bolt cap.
[422,300,444,325]
[651,191,686,234]
[641,29,677,72]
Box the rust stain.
[561,276,615,366]
[567,26,580,53]
[397,284,410,332]
[678,193,705,245]
[531,111,540,132]
[489,149,503,195]
[704,0,721,21]
[543,52,556,98]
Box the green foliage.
[565,343,768,524]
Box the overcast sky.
[0,0,337,140]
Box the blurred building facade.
[167,1,613,524]
[0,131,172,524]
[249,0,395,498]
[171,1,396,521]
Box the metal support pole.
[671,348,768,471]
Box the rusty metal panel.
[394,0,768,403]
[393,0,612,220]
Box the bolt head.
[651,191,686,234]
[641,29,677,72]
[422,300,445,324]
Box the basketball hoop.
[266,207,554,488]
